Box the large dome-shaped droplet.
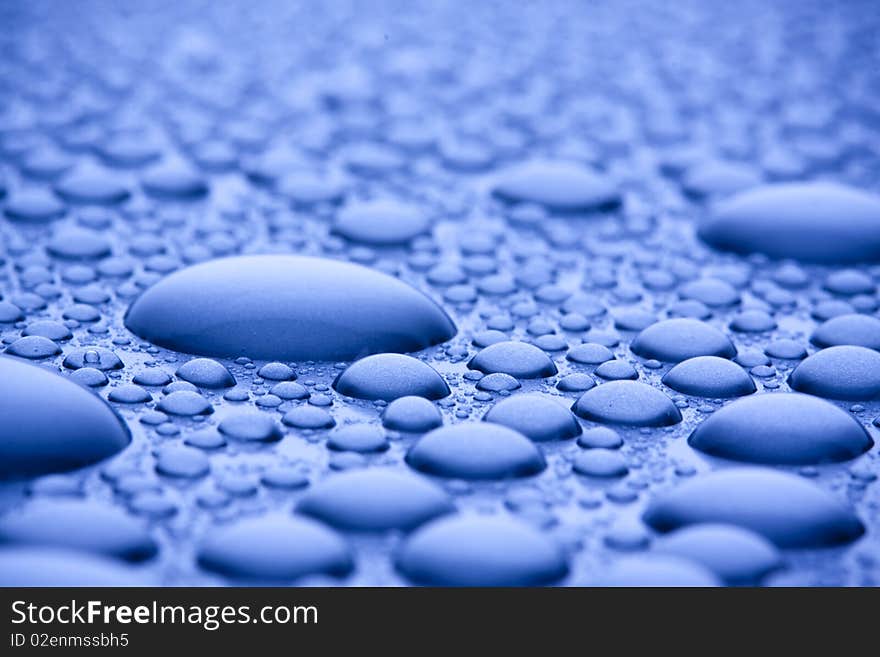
[0,499,157,561]
[197,514,353,582]
[571,381,682,426]
[631,319,736,363]
[492,160,620,213]
[662,356,756,397]
[468,341,557,378]
[643,468,864,548]
[297,469,454,531]
[332,198,430,245]
[688,392,872,464]
[406,423,545,480]
[789,346,880,401]
[124,255,456,360]
[0,356,130,478]
[811,314,880,350]
[593,555,721,587]
[0,548,151,586]
[653,524,783,585]
[333,354,449,401]
[483,393,582,441]
[396,514,568,586]
[698,183,880,263]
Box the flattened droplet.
[468,341,557,378]
[699,183,880,264]
[573,449,628,477]
[483,393,582,442]
[0,499,157,561]
[662,356,756,397]
[789,346,880,401]
[0,548,150,586]
[3,189,65,223]
[653,524,783,585]
[688,393,872,464]
[327,424,389,453]
[333,353,449,401]
[571,381,681,427]
[492,160,620,213]
[396,514,568,585]
[643,468,864,547]
[406,423,545,480]
[297,469,453,531]
[54,170,130,205]
[218,412,282,442]
[382,396,443,432]
[124,255,456,361]
[282,406,335,430]
[176,358,236,389]
[811,314,880,350]
[6,336,61,359]
[157,390,213,416]
[333,198,430,245]
[155,444,210,478]
[631,319,736,363]
[46,226,112,260]
[0,356,130,478]
[595,555,721,587]
[197,514,353,582]
[141,163,209,199]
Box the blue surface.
[0,0,879,586]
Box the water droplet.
[594,555,721,587]
[46,226,112,260]
[483,393,581,442]
[406,423,545,479]
[257,362,296,380]
[54,170,130,205]
[327,424,389,453]
[63,347,123,371]
[811,314,880,350]
[6,336,61,359]
[468,341,557,378]
[662,356,756,398]
[688,392,872,464]
[0,499,156,561]
[492,160,620,213]
[282,405,335,430]
[157,390,213,416]
[571,381,681,426]
[3,189,65,223]
[573,449,628,477]
[197,514,353,582]
[631,319,736,363]
[297,469,453,531]
[653,524,783,585]
[577,426,623,449]
[124,255,456,360]
[0,357,129,478]
[108,384,152,404]
[333,353,449,401]
[699,183,880,263]
[155,444,210,478]
[175,358,236,389]
[218,412,282,442]
[643,467,864,547]
[141,163,209,199]
[396,514,568,585]
[381,396,443,432]
[333,198,429,245]
[789,346,880,401]
[0,548,150,586]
